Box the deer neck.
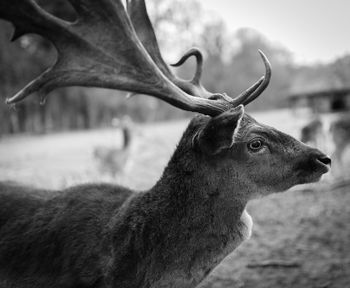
[133,153,252,285]
[107,148,252,287]
[147,150,251,239]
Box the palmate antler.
[0,0,271,116]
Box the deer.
[330,115,350,179]
[300,117,324,148]
[0,0,331,287]
[93,116,133,177]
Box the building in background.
[289,88,350,113]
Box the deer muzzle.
[295,149,331,183]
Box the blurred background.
[0,0,349,287]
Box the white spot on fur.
[233,105,244,142]
[240,209,253,240]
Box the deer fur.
[0,106,330,288]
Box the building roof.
[289,87,350,102]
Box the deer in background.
[0,1,331,287]
[330,115,350,179]
[93,116,133,177]
[300,117,324,147]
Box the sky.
[203,0,350,64]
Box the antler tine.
[230,50,271,106]
[170,48,213,98]
[171,48,204,85]
[127,0,213,99]
[0,0,66,42]
[126,0,171,77]
[0,0,77,104]
[241,50,271,105]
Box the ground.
[0,109,349,288]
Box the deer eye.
[248,139,264,151]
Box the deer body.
[0,110,330,288]
[0,182,247,288]
[0,183,130,288]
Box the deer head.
[160,105,330,205]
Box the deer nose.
[316,155,331,167]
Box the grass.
[0,109,349,287]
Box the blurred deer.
[93,116,133,176]
[330,116,350,179]
[0,1,331,287]
[300,117,325,149]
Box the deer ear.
[195,105,244,155]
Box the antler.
[0,0,271,117]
